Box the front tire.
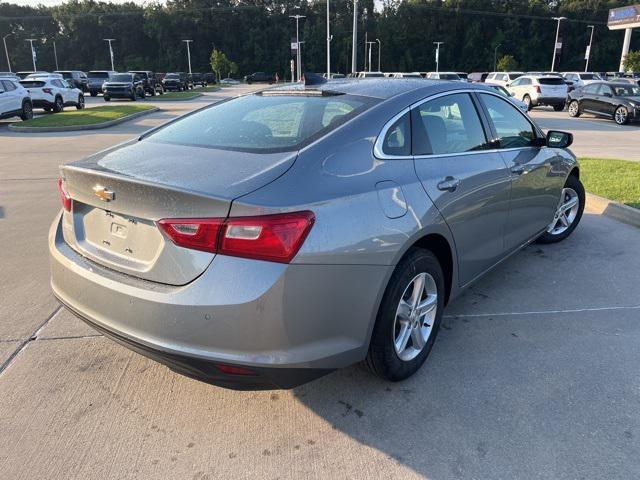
[20,100,33,121]
[103,95,110,102]
[568,100,581,117]
[52,96,64,113]
[523,94,532,111]
[76,95,85,110]
[614,106,630,125]
[537,174,585,244]
[365,248,445,382]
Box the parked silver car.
[49,79,584,389]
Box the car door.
[579,83,599,112]
[595,84,617,117]
[1,80,20,112]
[477,92,563,252]
[0,81,9,114]
[411,92,512,285]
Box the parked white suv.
[562,72,603,89]
[20,74,84,112]
[0,76,33,121]
[507,75,568,111]
[485,71,524,87]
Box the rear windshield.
[581,73,601,80]
[112,74,133,82]
[507,74,523,80]
[538,77,566,85]
[439,74,460,80]
[20,81,45,88]
[165,73,179,79]
[146,93,374,153]
[88,72,109,78]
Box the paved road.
[1,85,639,480]
[530,107,640,161]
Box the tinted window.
[113,74,133,82]
[597,84,613,95]
[583,83,600,94]
[538,77,566,85]
[480,93,536,148]
[439,74,460,80]
[165,73,179,79]
[2,80,16,91]
[508,74,523,80]
[148,94,372,153]
[88,72,109,78]
[412,93,487,155]
[20,80,45,88]
[580,73,601,80]
[383,112,411,156]
[612,84,640,96]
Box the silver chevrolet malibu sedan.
[50,79,584,389]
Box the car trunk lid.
[60,140,297,285]
[538,77,567,97]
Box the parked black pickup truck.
[102,73,146,101]
[244,72,276,84]
[129,70,163,96]
[162,72,189,91]
[190,73,207,87]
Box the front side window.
[479,93,536,149]
[412,93,488,155]
[382,112,411,156]
[148,93,373,153]
[597,84,613,96]
[583,83,600,94]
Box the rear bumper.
[49,213,391,389]
[32,98,55,108]
[533,96,567,106]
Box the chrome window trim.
[373,89,539,160]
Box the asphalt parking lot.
[1,85,639,479]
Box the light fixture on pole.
[2,34,11,73]
[433,42,444,73]
[289,14,306,82]
[366,41,375,72]
[493,43,501,71]
[351,0,358,75]
[585,25,595,72]
[26,38,38,71]
[183,40,193,74]
[551,17,567,72]
[104,38,115,71]
[53,40,59,71]
[375,38,381,72]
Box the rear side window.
[583,84,600,94]
[479,93,536,148]
[148,93,373,153]
[382,112,411,156]
[538,78,566,85]
[1,80,16,91]
[412,93,487,155]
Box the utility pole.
[183,40,193,74]
[3,34,11,73]
[367,41,375,72]
[289,14,306,82]
[326,0,331,77]
[364,31,368,72]
[376,38,381,72]
[551,17,567,72]
[53,40,59,71]
[493,44,501,71]
[434,42,444,73]
[26,38,37,71]
[104,38,115,71]
[351,0,358,75]
[585,25,595,72]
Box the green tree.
[497,54,518,72]
[623,51,640,73]
[209,49,228,82]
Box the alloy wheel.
[615,106,628,125]
[568,101,579,117]
[393,272,438,362]
[547,188,580,236]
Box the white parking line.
[445,304,640,318]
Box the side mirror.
[546,130,573,149]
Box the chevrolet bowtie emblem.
[93,185,115,202]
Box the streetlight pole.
[376,38,381,72]
[493,43,501,71]
[585,25,595,72]
[326,0,331,77]
[289,14,306,82]
[367,41,375,72]
[551,17,567,72]
[104,38,115,71]
[53,40,59,71]
[351,0,358,75]
[183,40,193,74]
[2,34,11,73]
[26,39,37,71]
[433,42,444,73]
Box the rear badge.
[93,185,115,202]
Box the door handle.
[437,177,461,192]
[511,164,526,175]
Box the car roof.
[264,78,483,100]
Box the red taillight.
[57,178,72,212]
[214,363,256,376]
[534,85,541,94]
[158,211,315,264]
[43,87,53,95]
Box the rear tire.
[20,100,33,121]
[76,95,85,110]
[365,248,445,382]
[536,174,585,244]
[523,94,532,111]
[103,95,110,102]
[568,100,581,117]
[90,91,97,97]
[553,104,564,112]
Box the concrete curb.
[146,92,204,102]
[586,192,640,229]
[7,107,159,133]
